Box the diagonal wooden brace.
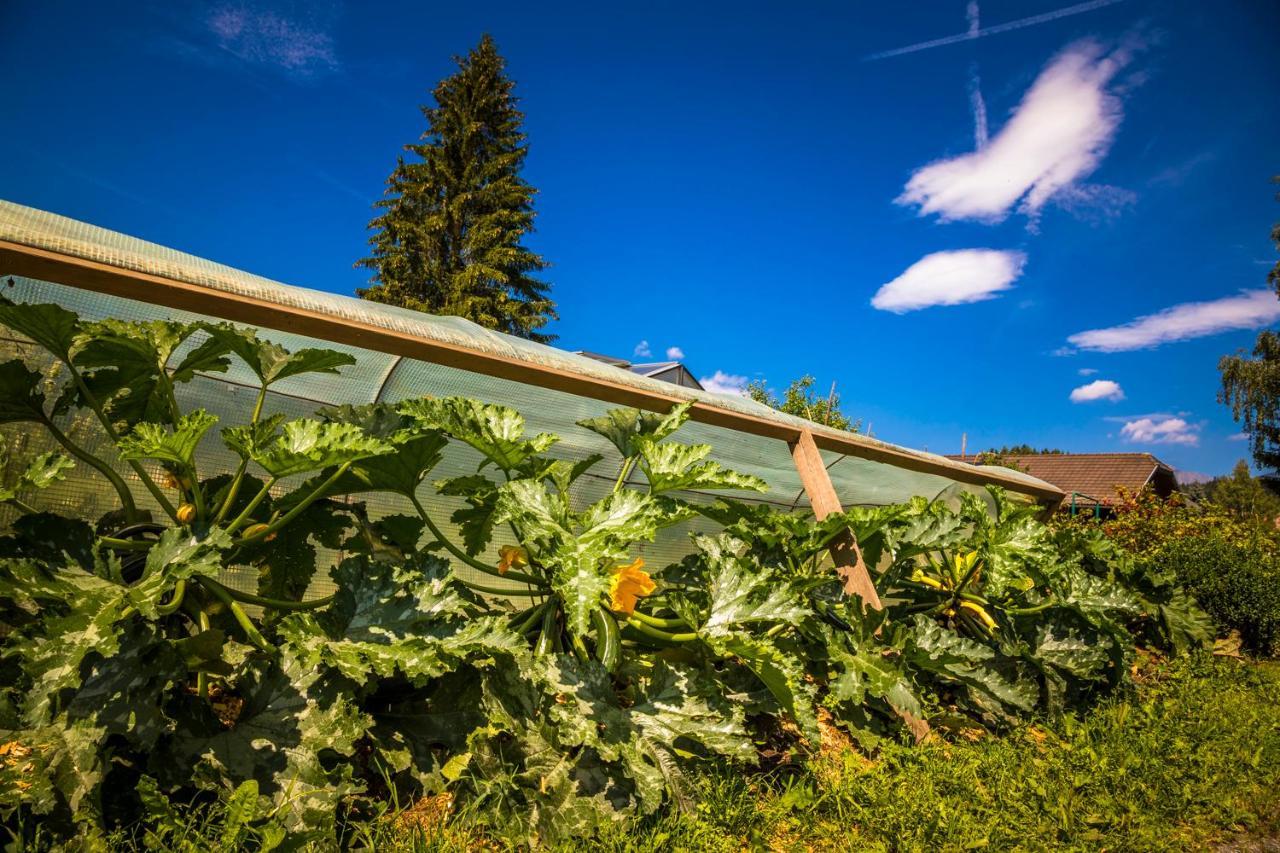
[789,429,882,610]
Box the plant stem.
[461,579,547,597]
[67,365,176,519]
[213,385,267,525]
[628,609,692,630]
[100,536,153,551]
[207,577,333,611]
[4,496,38,515]
[1005,600,1055,616]
[156,580,187,616]
[43,417,138,518]
[197,610,211,699]
[235,464,352,546]
[612,456,637,494]
[197,577,276,653]
[625,616,697,643]
[409,492,546,586]
[225,476,277,535]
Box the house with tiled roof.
[573,351,703,390]
[946,452,1180,516]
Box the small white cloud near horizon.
[872,249,1026,313]
[665,346,685,360]
[633,340,652,358]
[1070,379,1124,403]
[1078,367,1098,376]
[1066,289,1280,352]
[1120,416,1200,446]
[896,38,1136,224]
[700,370,749,396]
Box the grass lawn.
[374,655,1280,851]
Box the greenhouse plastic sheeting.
[0,199,1060,599]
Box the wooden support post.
[790,429,882,611]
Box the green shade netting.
[0,199,1057,599]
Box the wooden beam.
[790,429,883,610]
[0,240,1065,507]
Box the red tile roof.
[945,452,1176,506]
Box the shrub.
[1147,534,1280,655]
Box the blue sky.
[2,0,1278,477]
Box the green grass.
[374,655,1280,852]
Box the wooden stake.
[789,429,882,610]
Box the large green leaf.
[200,324,355,387]
[695,534,808,637]
[227,419,395,478]
[400,396,556,471]
[0,359,49,424]
[117,409,219,470]
[436,473,501,555]
[279,555,523,684]
[167,652,368,835]
[0,716,105,819]
[577,402,692,459]
[129,527,230,617]
[0,299,79,362]
[635,440,767,495]
[0,452,73,504]
[712,634,819,742]
[70,319,228,427]
[899,615,1038,720]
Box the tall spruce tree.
[358,35,557,342]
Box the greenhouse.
[0,199,1060,601]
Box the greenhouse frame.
[0,199,1062,603]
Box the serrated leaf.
[279,555,523,684]
[900,615,1038,717]
[0,452,73,504]
[437,474,501,555]
[129,527,230,617]
[401,396,557,471]
[695,534,808,637]
[576,402,692,458]
[117,409,219,469]
[0,298,79,361]
[232,419,395,478]
[200,324,355,387]
[166,651,368,834]
[0,359,49,424]
[635,440,767,495]
[712,634,819,742]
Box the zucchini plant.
[0,300,1212,847]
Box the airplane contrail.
[863,0,1126,61]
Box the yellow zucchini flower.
[608,557,655,616]
[497,545,529,576]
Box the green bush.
[1151,533,1280,655]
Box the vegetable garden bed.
[0,301,1216,848]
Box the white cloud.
[896,39,1134,223]
[633,340,652,358]
[665,346,685,360]
[1077,367,1098,376]
[1228,432,1249,442]
[1070,379,1124,403]
[700,370,749,396]
[1120,416,1200,446]
[1066,289,1280,352]
[872,249,1026,313]
[206,3,339,75]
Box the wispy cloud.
[1070,379,1125,402]
[700,370,749,397]
[665,346,685,360]
[1078,367,1098,376]
[872,249,1026,313]
[1066,289,1280,352]
[633,340,652,358]
[1120,416,1200,446]
[896,39,1137,225]
[865,0,1126,61]
[1228,432,1249,442]
[206,3,339,75]
[968,64,990,150]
